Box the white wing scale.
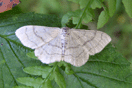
[34,35,62,64]
[15,26,60,49]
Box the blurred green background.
[1,0,132,68]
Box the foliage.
[0,0,132,88]
[0,13,132,88]
[122,0,132,18]
[62,0,132,29]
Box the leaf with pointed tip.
[23,66,52,78]
[97,10,109,29]
[17,77,43,88]
[26,52,37,59]
[122,0,132,18]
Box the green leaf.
[65,64,74,75]
[122,0,132,18]
[68,0,90,9]
[108,0,116,17]
[69,0,104,9]
[97,10,109,29]
[61,10,79,27]
[62,0,94,28]
[72,10,83,24]
[49,62,59,67]
[83,8,94,23]
[68,0,92,9]
[68,0,79,3]
[0,13,132,88]
[61,9,93,27]
[58,44,132,88]
[13,86,32,88]
[17,77,43,88]
[54,67,66,88]
[91,0,102,9]
[41,79,52,88]
[26,51,38,59]
[0,13,61,88]
[79,0,90,9]
[23,66,52,78]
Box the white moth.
[15,26,111,66]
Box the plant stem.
[75,0,94,29]
[39,63,58,88]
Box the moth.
[15,26,111,66]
